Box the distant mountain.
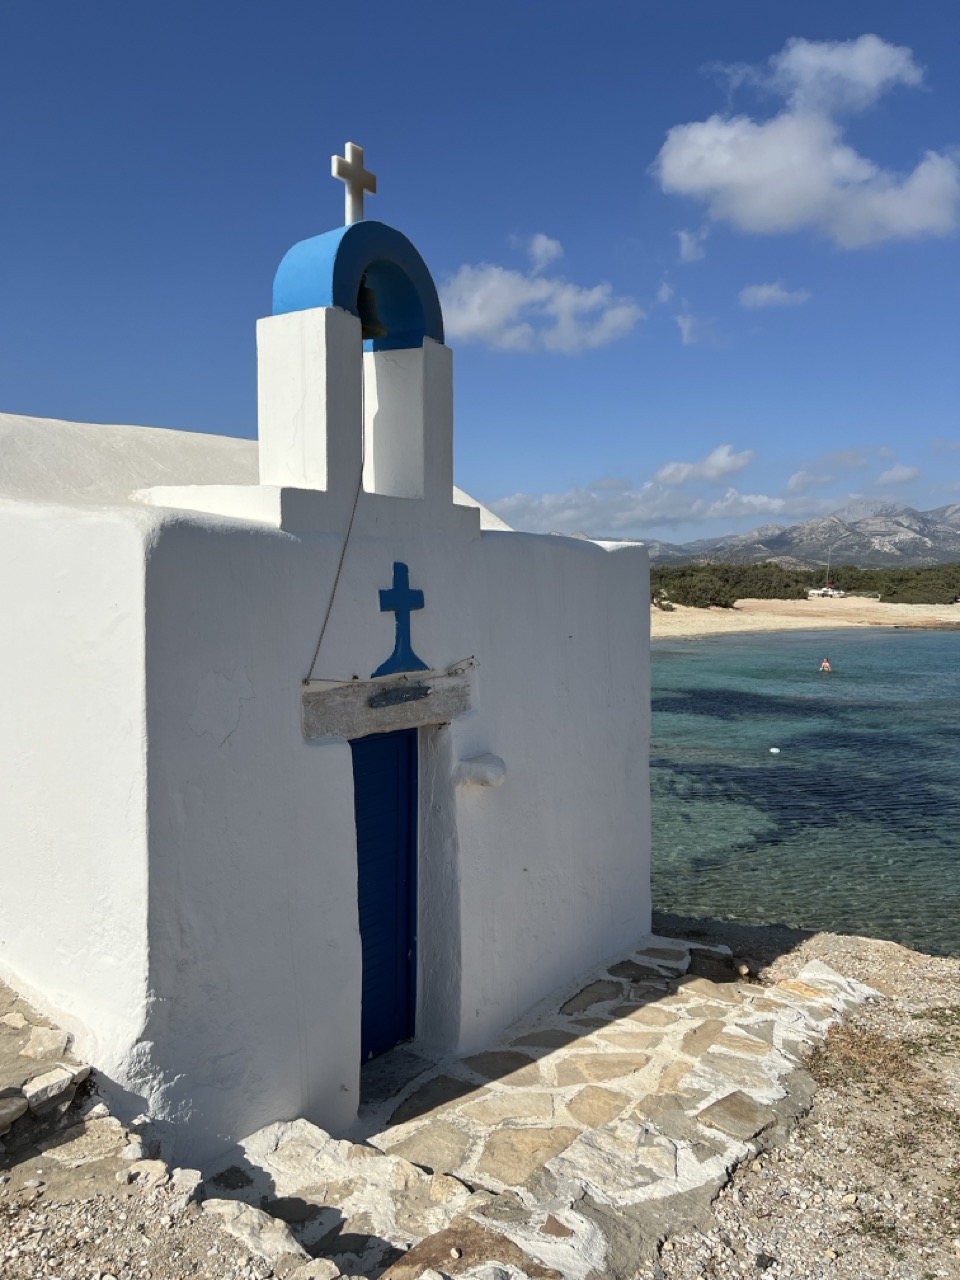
[928,503,960,530]
[617,504,960,568]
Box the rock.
[430,1171,467,1203]
[655,1061,693,1094]
[713,1030,771,1058]
[461,1090,553,1124]
[21,1065,75,1110]
[380,1218,561,1279]
[0,1011,27,1030]
[566,1085,631,1128]
[559,980,624,1015]
[171,1166,204,1198]
[553,1052,650,1085]
[0,1092,28,1133]
[121,1139,145,1161]
[389,1075,485,1126]
[614,1005,679,1027]
[634,1095,710,1146]
[608,960,668,982]
[679,1019,726,1058]
[510,1028,581,1050]
[203,1198,309,1264]
[796,959,880,1002]
[461,1051,542,1087]
[540,1213,573,1237]
[19,1025,70,1059]
[675,977,741,1004]
[387,1120,472,1174]
[40,1116,126,1166]
[698,1051,772,1090]
[774,979,835,1003]
[696,1091,774,1142]
[475,1125,580,1187]
[126,1159,170,1187]
[598,1029,663,1052]
[686,950,740,984]
[286,1262,341,1280]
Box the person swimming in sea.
[820,657,832,672]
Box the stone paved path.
[210,936,878,1280]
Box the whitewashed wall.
[450,533,650,1051]
[0,499,152,1077]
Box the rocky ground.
[635,914,960,1280]
[2,916,958,1280]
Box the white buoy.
[769,747,781,754]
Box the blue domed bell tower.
[257,142,453,506]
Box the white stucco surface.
[0,410,507,529]
[0,498,152,1075]
[0,305,648,1166]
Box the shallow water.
[650,628,960,956]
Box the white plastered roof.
[0,412,511,530]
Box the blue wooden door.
[350,728,418,1062]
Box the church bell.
[357,274,388,341]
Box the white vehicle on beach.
[808,586,847,598]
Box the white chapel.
[0,144,652,1164]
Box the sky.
[1,1,958,542]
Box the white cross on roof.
[331,141,377,225]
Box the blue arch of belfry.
[272,220,444,352]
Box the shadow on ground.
[653,911,815,969]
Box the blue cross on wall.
[372,562,430,678]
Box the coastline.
[650,595,960,640]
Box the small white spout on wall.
[455,753,506,789]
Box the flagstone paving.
[206,937,879,1279]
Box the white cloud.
[739,281,811,308]
[656,281,675,303]
[787,469,834,493]
[824,448,869,468]
[655,444,756,485]
[655,36,960,249]
[673,309,723,347]
[677,227,708,261]
[877,463,921,484]
[489,480,839,537]
[528,233,563,272]
[440,238,642,355]
[770,34,923,114]
[675,313,698,345]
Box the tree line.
[651,562,960,608]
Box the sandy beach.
[651,594,960,639]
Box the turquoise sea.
[650,627,960,957]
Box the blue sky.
[1,1,958,541]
